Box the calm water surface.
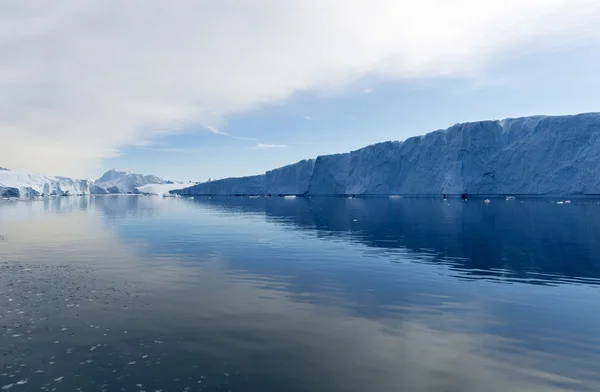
[1,196,600,391]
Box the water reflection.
[1,196,600,391]
[189,196,600,285]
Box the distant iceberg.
[93,169,172,194]
[0,169,92,198]
[174,113,600,197]
[0,168,181,199]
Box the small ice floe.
[54,377,63,382]
[389,195,402,199]
[505,196,516,201]
[249,196,260,199]
[2,384,14,390]
[484,199,491,204]
[15,381,27,386]
[283,195,296,199]
[556,201,564,205]
[564,200,572,204]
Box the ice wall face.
[174,113,600,196]
[309,113,600,195]
[176,175,266,196]
[484,115,600,194]
[265,159,315,195]
[176,160,316,196]
[0,170,92,198]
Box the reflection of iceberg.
[5,197,593,391]
[3,196,597,390]
[185,197,600,285]
[175,113,600,197]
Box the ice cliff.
[0,170,93,198]
[1,168,177,199]
[174,113,600,196]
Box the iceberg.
[265,159,315,195]
[0,168,180,199]
[93,169,171,194]
[175,175,266,196]
[173,112,600,197]
[0,169,92,198]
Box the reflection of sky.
[2,196,600,390]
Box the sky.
[2,1,600,182]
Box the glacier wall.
[265,159,315,195]
[0,170,93,198]
[176,175,266,196]
[174,113,600,196]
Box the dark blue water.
[1,196,600,391]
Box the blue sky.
[105,41,600,182]
[2,1,600,180]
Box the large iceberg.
[174,113,600,196]
[0,169,92,198]
[93,169,172,194]
[0,168,179,199]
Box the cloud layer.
[2,0,600,176]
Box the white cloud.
[303,116,314,121]
[1,0,600,176]
[254,143,288,149]
[205,126,257,141]
[364,88,374,94]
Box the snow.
[173,112,600,196]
